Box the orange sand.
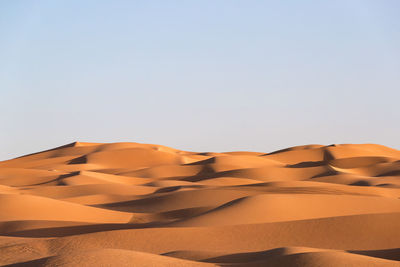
[0,142,399,266]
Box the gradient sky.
[1,0,399,160]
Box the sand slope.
[0,142,399,266]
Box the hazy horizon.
[1,0,399,160]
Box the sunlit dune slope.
[0,142,399,266]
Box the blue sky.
[1,0,399,159]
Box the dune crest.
[0,142,399,266]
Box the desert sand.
[0,142,399,266]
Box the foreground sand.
[0,142,399,266]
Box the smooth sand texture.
[0,142,399,266]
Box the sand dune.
[0,142,399,266]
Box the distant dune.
[0,142,400,266]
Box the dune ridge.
[0,142,399,266]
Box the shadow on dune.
[0,222,166,238]
[67,155,88,164]
[348,248,400,261]
[2,258,47,267]
[165,247,400,265]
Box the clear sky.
[1,0,399,160]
